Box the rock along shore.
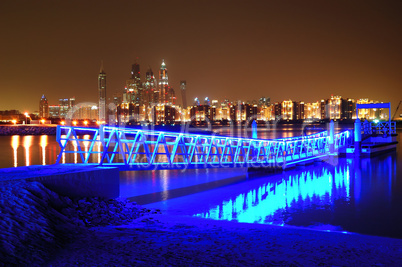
[0,179,157,266]
[0,125,57,136]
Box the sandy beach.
[46,214,402,266]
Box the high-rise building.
[320,100,326,119]
[152,105,176,124]
[304,102,321,119]
[158,59,169,104]
[292,101,304,120]
[98,62,106,122]
[131,63,141,84]
[180,80,187,109]
[282,100,293,120]
[274,102,282,119]
[167,86,176,105]
[59,98,69,118]
[327,95,342,120]
[259,97,270,107]
[229,103,258,122]
[123,63,142,105]
[39,94,49,118]
[125,63,142,104]
[69,97,76,109]
[112,92,122,107]
[142,68,157,107]
[49,105,60,118]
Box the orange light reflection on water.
[11,135,19,167]
[40,135,48,165]
[23,136,33,166]
[83,135,90,162]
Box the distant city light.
[72,120,77,126]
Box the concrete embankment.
[0,125,57,135]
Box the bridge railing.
[56,126,352,170]
[362,121,396,135]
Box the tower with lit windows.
[158,59,168,104]
[157,59,176,105]
[98,62,106,122]
[39,94,49,118]
[180,80,187,108]
[143,68,158,106]
[125,62,142,104]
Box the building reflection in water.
[40,135,48,165]
[11,135,19,167]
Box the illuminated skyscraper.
[69,97,76,109]
[39,94,49,118]
[180,80,187,108]
[125,63,142,104]
[131,63,141,83]
[143,68,158,106]
[98,62,106,122]
[158,59,168,104]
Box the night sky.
[1,0,401,112]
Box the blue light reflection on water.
[191,153,402,238]
[194,161,351,225]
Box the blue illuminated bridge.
[56,125,352,171]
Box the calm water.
[1,125,401,238]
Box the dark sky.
[1,0,401,112]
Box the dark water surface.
[1,125,401,238]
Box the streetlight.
[24,112,30,124]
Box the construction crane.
[392,101,402,120]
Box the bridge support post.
[329,120,335,154]
[354,118,361,157]
[252,120,257,139]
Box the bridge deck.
[56,126,352,171]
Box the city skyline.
[1,1,401,112]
